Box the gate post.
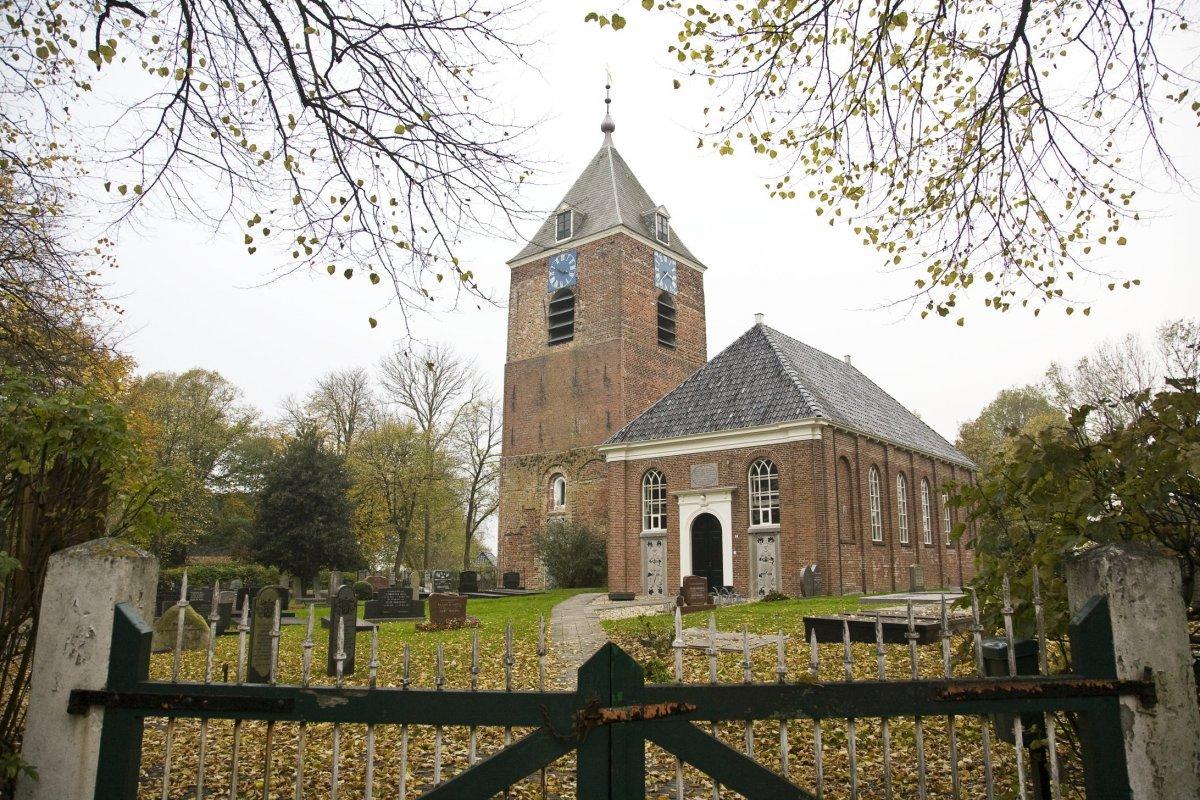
[15,538,158,800]
[1066,542,1200,800]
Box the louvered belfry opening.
[548,288,575,345]
[657,291,676,348]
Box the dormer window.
[556,210,573,242]
[654,213,669,244]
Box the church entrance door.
[690,513,724,591]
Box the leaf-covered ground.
[138,592,1063,798]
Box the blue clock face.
[654,251,678,294]
[547,250,577,292]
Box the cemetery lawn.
[601,594,864,641]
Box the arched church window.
[748,459,780,526]
[920,478,933,545]
[551,474,566,510]
[657,292,677,348]
[641,469,667,531]
[896,472,910,545]
[868,466,884,542]
[547,288,575,345]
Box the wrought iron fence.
[68,571,1154,799]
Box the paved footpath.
[549,592,608,687]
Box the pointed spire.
[601,72,615,145]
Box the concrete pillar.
[1066,542,1200,799]
[17,538,158,800]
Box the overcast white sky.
[108,1,1200,447]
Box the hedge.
[159,563,282,591]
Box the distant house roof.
[508,140,704,268]
[472,551,495,567]
[604,323,974,469]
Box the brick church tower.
[496,102,708,587]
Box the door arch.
[690,513,724,591]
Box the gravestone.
[216,591,237,635]
[428,593,468,628]
[364,586,425,621]
[326,585,358,677]
[150,605,210,653]
[800,564,821,598]
[366,574,390,593]
[677,575,715,614]
[236,586,261,614]
[247,585,285,683]
[155,588,177,618]
[908,564,925,593]
[432,570,454,593]
[502,571,521,590]
[458,570,479,594]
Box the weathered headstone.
[326,584,358,677]
[151,604,210,653]
[236,585,261,614]
[247,585,285,683]
[800,564,821,598]
[366,574,390,593]
[216,591,236,635]
[364,586,425,621]
[428,592,468,628]
[229,578,243,591]
[677,575,714,614]
[458,570,479,594]
[432,570,454,593]
[502,571,521,590]
[908,564,925,593]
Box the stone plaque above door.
[690,462,718,489]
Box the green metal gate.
[70,593,1153,799]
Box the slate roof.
[508,139,704,267]
[605,324,974,469]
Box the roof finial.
[601,68,615,143]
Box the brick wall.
[497,231,707,587]
[608,426,976,596]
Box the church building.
[496,105,976,597]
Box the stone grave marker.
[326,585,359,677]
[428,593,467,628]
[366,574,390,593]
[677,575,715,614]
[247,585,285,683]
[364,586,425,621]
[150,604,210,653]
[236,585,260,614]
[216,591,236,635]
[800,564,821,598]
[427,592,468,628]
[502,571,521,590]
[458,570,479,594]
[908,564,925,593]
[432,570,454,593]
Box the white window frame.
[555,210,573,242]
[941,491,953,545]
[868,466,883,543]
[641,469,667,531]
[748,459,780,526]
[655,212,670,244]
[896,472,910,545]
[921,479,933,545]
[551,475,567,511]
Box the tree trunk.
[422,507,431,571]
[462,498,475,571]
[392,526,410,578]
